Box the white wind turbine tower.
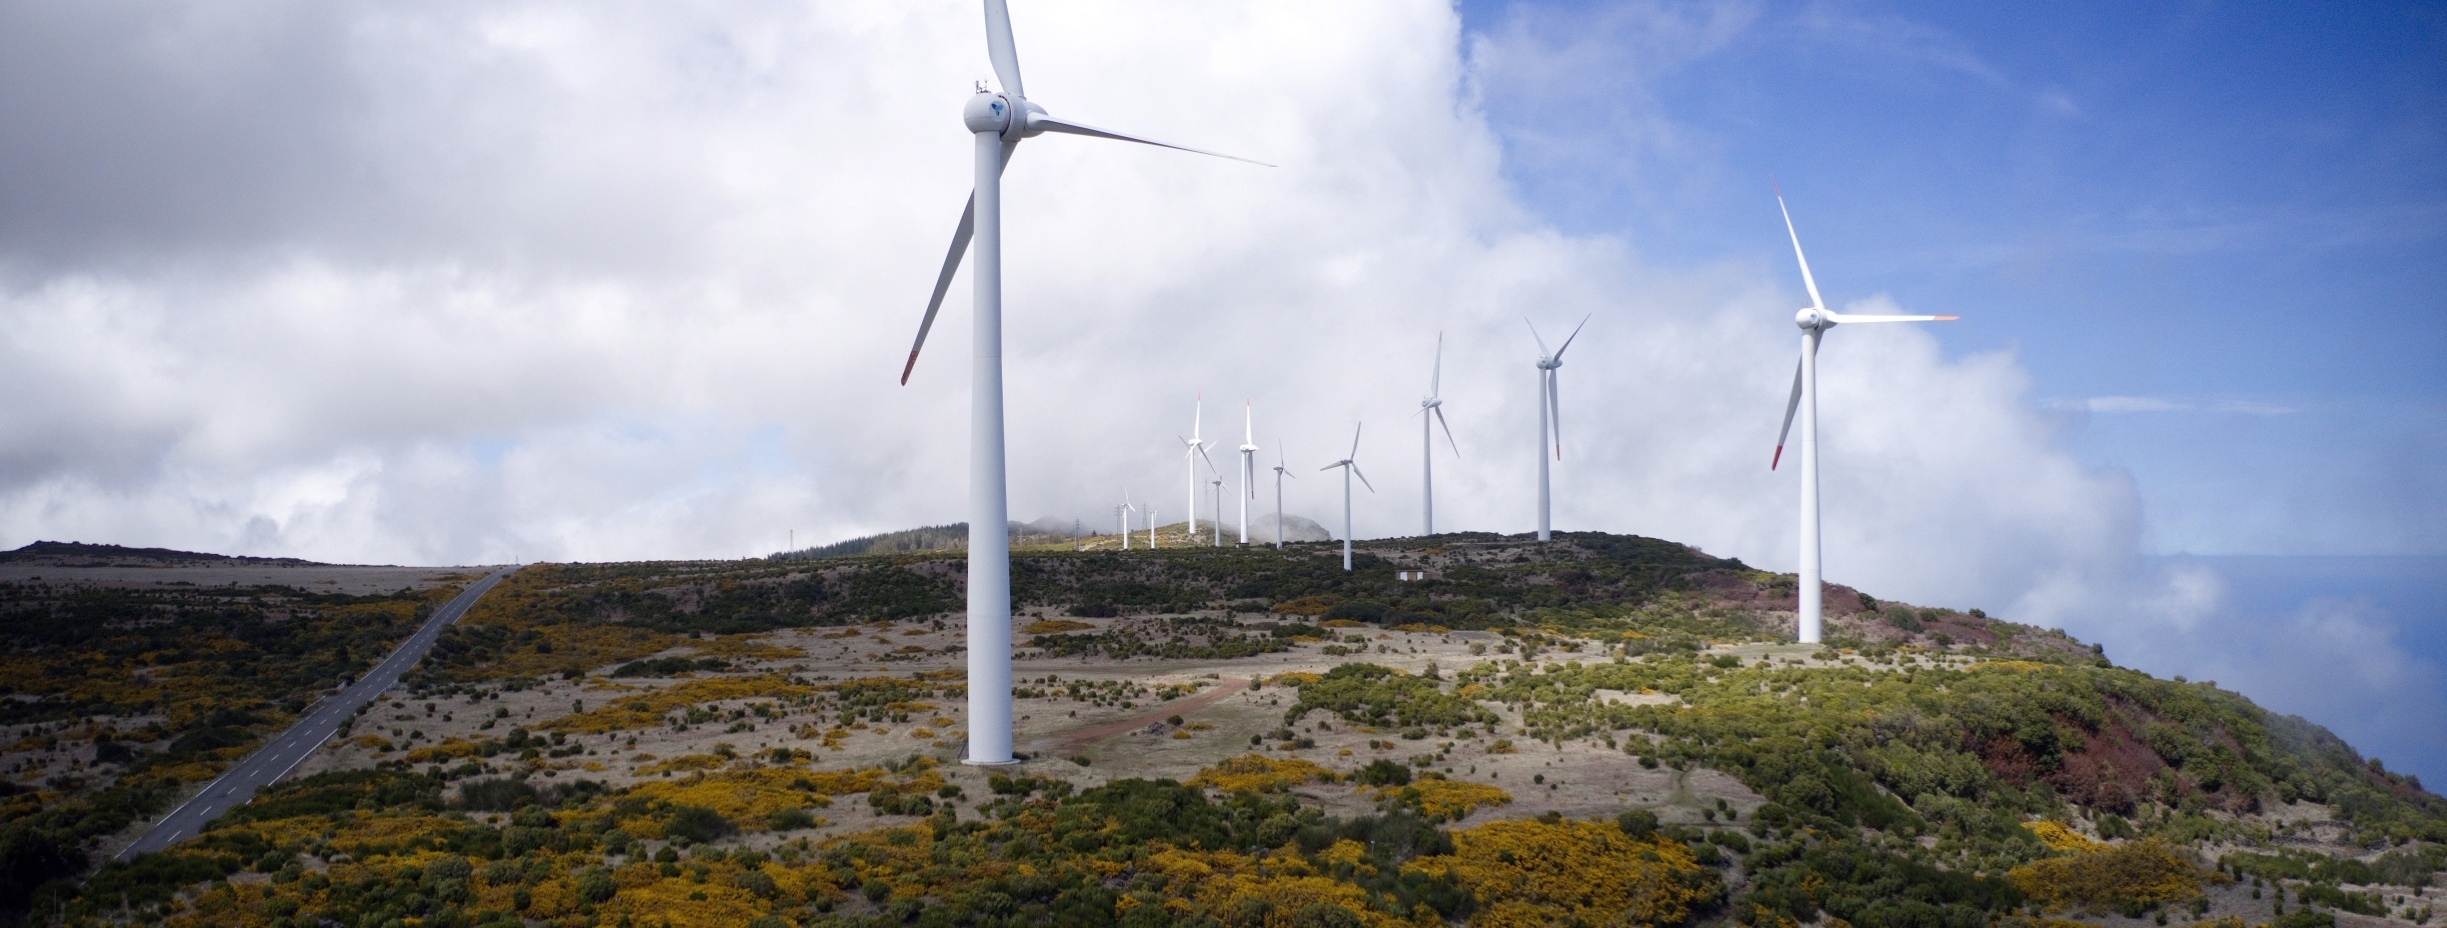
[1117,486,1136,550]
[895,1,1266,766]
[1210,475,1224,546]
[1237,401,1259,545]
[1527,316,1587,543]
[1270,448,1296,549]
[1769,186,1957,645]
[1321,423,1374,571]
[1179,396,1214,545]
[1418,334,1460,537]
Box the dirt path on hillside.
[1044,678,1250,758]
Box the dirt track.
[1044,677,1250,757]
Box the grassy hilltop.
[1,533,2441,927]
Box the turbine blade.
[1349,422,1364,460]
[1776,191,1828,313]
[1554,314,1590,359]
[1773,341,1804,470]
[1352,464,1375,493]
[1434,406,1459,458]
[982,0,1024,98]
[1431,332,1444,397]
[903,140,1018,385]
[1025,113,1274,166]
[1548,369,1563,460]
[1824,311,1959,324]
[902,200,973,385]
[1244,399,1253,444]
[1525,318,1550,356]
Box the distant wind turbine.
[1179,396,1214,546]
[1271,447,1296,549]
[1769,185,1957,645]
[1210,476,1224,547]
[1418,333,1460,537]
[1118,486,1136,550]
[1527,315,1588,543]
[893,0,1266,767]
[1321,423,1374,571]
[1238,401,1259,545]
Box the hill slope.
[6,531,2440,927]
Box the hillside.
[0,541,328,567]
[2,532,2440,927]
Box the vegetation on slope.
[0,577,465,919]
[10,531,2444,927]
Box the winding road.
[116,567,514,860]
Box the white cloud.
[0,1,2160,586]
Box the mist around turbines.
[895,1,1965,764]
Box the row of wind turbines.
[894,1,1955,766]
[1110,312,1585,572]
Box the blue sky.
[1457,0,2447,556]
[1451,0,2446,782]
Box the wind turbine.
[1418,333,1460,536]
[1321,423,1373,571]
[1210,475,1224,547]
[1237,401,1259,545]
[1118,486,1136,550]
[1179,396,1214,546]
[895,1,1266,767]
[1146,507,1157,549]
[1769,186,1957,645]
[1271,448,1296,549]
[1527,316,1588,543]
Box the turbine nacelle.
[1795,307,1831,330]
[1536,357,1561,370]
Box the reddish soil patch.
[1047,678,1250,757]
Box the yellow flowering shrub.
[684,633,805,659]
[1126,844,1408,927]
[400,737,483,764]
[542,674,813,733]
[635,752,732,776]
[1977,660,2056,673]
[2007,838,2207,914]
[1022,619,1094,634]
[1187,754,1333,793]
[2021,820,2104,853]
[624,766,897,828]
[1406,818,1715,928]
[1378,777,1512,822]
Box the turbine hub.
[1537,358,1561,370]
[962,91,1013,135]
[1795,307,1830,330]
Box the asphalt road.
[116,567,514,860]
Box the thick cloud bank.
[2,1,2437,782]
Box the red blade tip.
[1771,446,1784,470]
